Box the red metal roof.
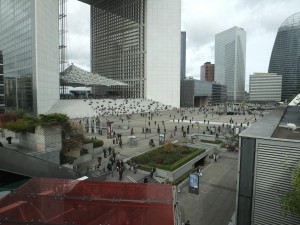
[0,178,174,225]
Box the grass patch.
[129,144,205,171]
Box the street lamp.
[196,122,200,134]
[144,114,147,139]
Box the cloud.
[67,0,90,70]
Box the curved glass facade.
[268,13,300,102]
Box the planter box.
[19,125,62,152]
[152,146,217,182]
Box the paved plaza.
[85,106,268,174]
[81,107,270,224]
[0,106,271,225]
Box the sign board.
[159,133,165,145]
[188,173,200,195]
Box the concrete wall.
[28,149,60,165]
[155,147,216,182]
[19,125,62,152]
[145,0,181,107]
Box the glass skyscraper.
[0,0,59,115]
[268,12,300,102]
[215,26,246,102]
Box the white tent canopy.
[60,64,128,87]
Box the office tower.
[85,0,181,107]
[180,79,227,107]
[268,12,300,102]
[215,26,246,102]
[0,51,4,113]
[249,73,282,102]
[0,0,59,115]
[200,62,214,82]
[181,31,186,80]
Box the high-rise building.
[200,62,214,82]
[0,0,59,115]
[84,0,181,107]
[249,73,282,102]
[0,50,4,113]
[268,12,300,102]
[181,31,186,80]
[215,26,246,102]
[180,79,227,107]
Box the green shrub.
[83,138,92,144]
[130,145,205,171]
[93,139,104,148]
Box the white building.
[249,73,282,102]
[0,0,59,115]
[215,26,246,102]
[85,0,181,107]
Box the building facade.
[0,51,4,113]
[200,62,214,82]
[0,0,59,115]
[268,12,300,102]
[181,31,186,80]
[236,106,300,225]
[88,0,181,107]
[215,26,246,102]
[180,79,227,107]
[249,73,282,102]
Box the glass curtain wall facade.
[91,0,145,98]
[268,12,300,102]
[0,0,33,112]
[249,73,282,102]
[215,27,246,102]
[0,51,4,113]
[0,0,59,115]
[180,31,186,80]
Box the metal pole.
[144,114,146,139]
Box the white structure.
[0,0,59,115]
[145,0,181,107]
[215,26,246,102]
[289,92,300,106]
[249,73,282,102]
[87,0,181,108]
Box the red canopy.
[0,178,174,225]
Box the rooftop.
[280,12,300,28]
[240,106,300,140]
[0,178,174,225]
[60,64,128,87]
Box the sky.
[67,0,299,91]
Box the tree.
[163,140,176,153]
[280,161,300,218]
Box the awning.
[60,64,128,87]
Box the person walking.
[119,139,122,149]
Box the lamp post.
[144,114,146,139]
[196,122,200,134]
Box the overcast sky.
[67,0,299,91]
